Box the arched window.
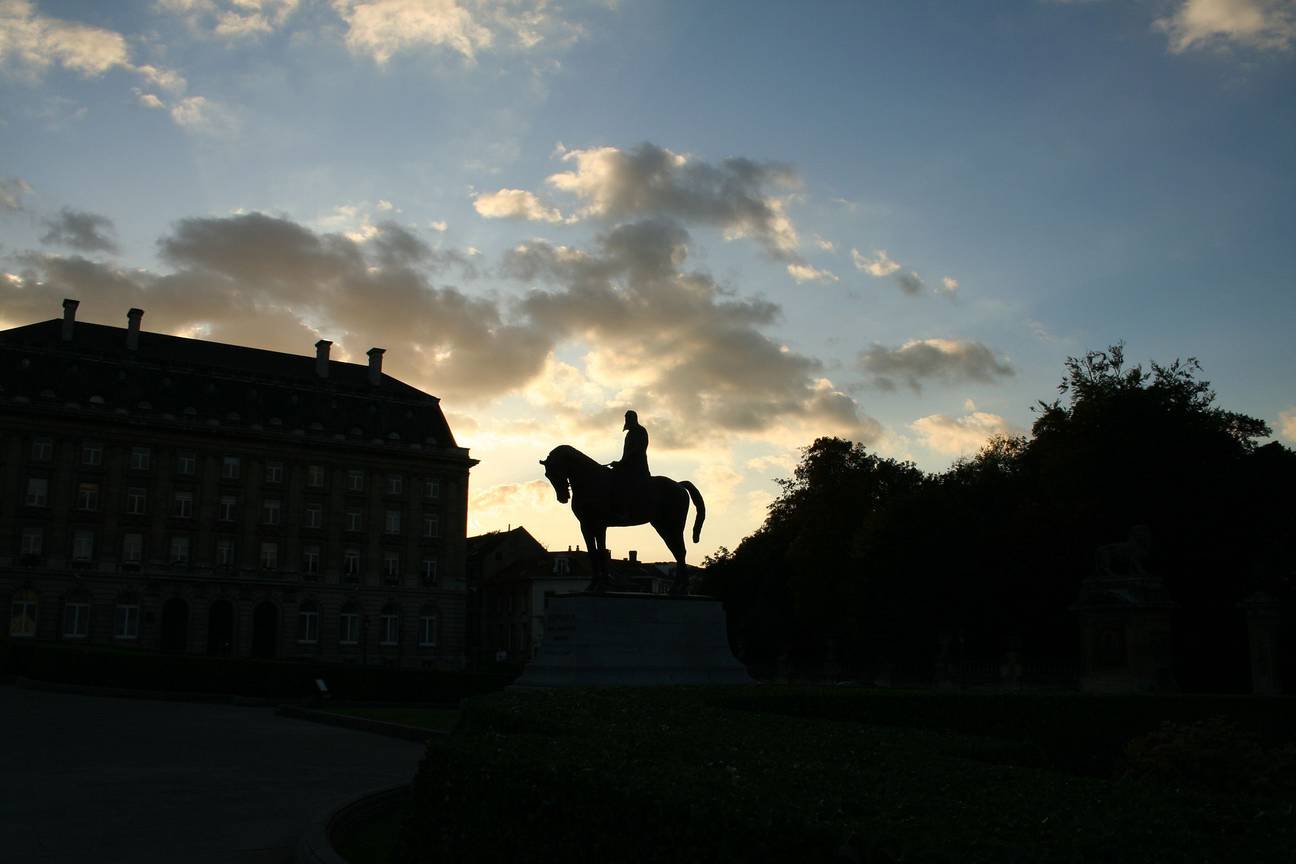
[379,602,400,646]
[418,604,438,648]
[10,589,38,638]
[297,598,319,644]
[339,601,359,645]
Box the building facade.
[1,300,476,669]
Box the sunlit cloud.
[1155,0,1296,53]
[910,411,1021,457]
[858,338,1014,393]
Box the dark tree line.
[701,346,1296,691]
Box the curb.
[276,705,450,741]
[297,784,409,864]
[12,675,275,706]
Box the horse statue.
[540,444,705,595]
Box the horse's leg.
[653,511,690,596]
[596,525,610,587]
[581,522,606,593]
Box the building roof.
[0,316,464,454]
[466,526,543,560]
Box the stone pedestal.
[1074,575,1176,692]
[1240,591,1282,696]
[513,593,753,687]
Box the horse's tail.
[679,481,706,544]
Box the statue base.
[513,592,753,687]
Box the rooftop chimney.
[367,347,385,385]
[629,550,638,563]
[315,339,332,378]
[126,308,144,351]
[61,298,79,342]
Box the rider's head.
[623,409,638,431]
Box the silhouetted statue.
[541,437,705,595]
[610,409,650,518]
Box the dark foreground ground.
[0,685,424,864]
[403,687,1296,864]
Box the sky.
[2,0,1294,563]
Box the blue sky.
[3,0,1294,560]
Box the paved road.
[0,686,427,863]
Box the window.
[21,527,43,557]
[418,614,437,647]
[130,447,151,470]
[126,487,147,515]
[77,482,100,511]
[265,462,283,484]
[384,510,401,534]
[10,590,38,637]
[307,464,325,488]
[216,539,235,568]
[421,558,438,586]
[340,610,359,644]
[423,477,440,499]
[262,498,281,526]
[173,491,193,518]
[303,545,320,577]
[219,496,237,522]
[345,510,362,532]
[25,477,48,507]
[176,451,196,475]
[170,535,190,565]
[304,504,322,529]
[121,533,143,564]
[72,530,94,561]
[343,550,361,580]
[423,514,439,539]
[31,438,52,461]
[346,469,364,492]
[380,611,399,645]
[384,551,400,583]
[260,542,278,570]
[82,443,103,466]
[62,602,90,639]
[297,608,319,643]
[221,455,241,480]
[114,603,139,639]
[386,473,403,495]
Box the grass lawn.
[393,686,1296,863]
[324,706,460,731]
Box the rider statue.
[610,410,650,516]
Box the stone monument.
[1073,525,1176,691]
[520,415,752,686]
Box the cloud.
[0,176,31,211]
[332,0,584,64]
[542,143,802,258]
[471,478,557,512]
[169,95,238,135]
[40,208,119,254]
[430,220,448,232]
[786,263,838,284]
[135,90,166,109]
[157,0,300,39]
[0,0,130,77]
[910,411,1021,457]
[857,338,1015,392]
[473,188,563,222]
[6,212,550,403]
[504,217,880,442]
[851,248,900,277]
[1279,407,1296,442]
[1155,0,1296,53]
[940,276,959,295]
[813,236,835,253]
[134,63,187,93]
[895,270,924,295]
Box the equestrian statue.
[540,410,705,595]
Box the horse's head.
[539,450,570,505]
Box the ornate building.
[0,300,476,669]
